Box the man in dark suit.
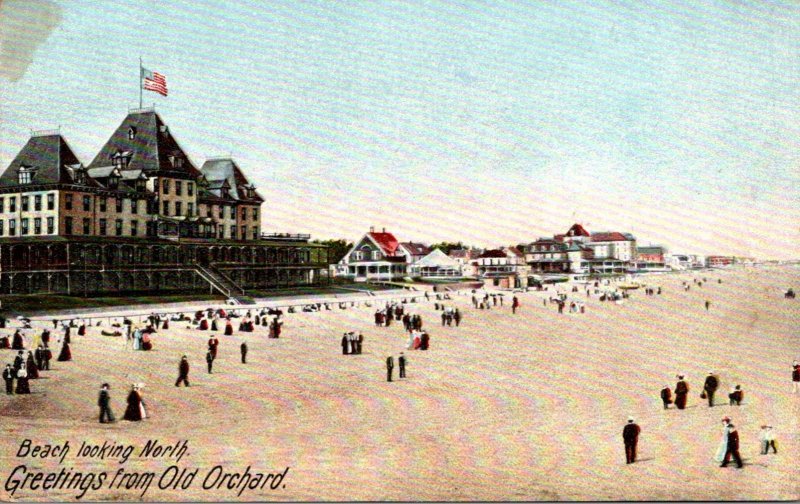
[703,372,719,407]
[386,356,394,382]
[720,423,743,468]
[398,353,406,379]
[206,350,214,374]
[3,364,14,395]
[13,351,24,374]
[175,356,190,387]
[240,341,248,364]
[98,383,115,423]
[622,417,641,464]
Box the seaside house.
[336,227,409,282]
[409,248,464,278]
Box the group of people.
[340,332,363,355]
[660,373,746,410]
[385,353,406,382]
[438,307,462,327]
[2,325,72,396]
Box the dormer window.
[135,178,146,192]
[108,175,120,189]
[112,150,131,170]
[74,169,86,185]
[17,166,35,185]
[128,127,137,140]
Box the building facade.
[336,228,408,282]
[0,110,329,298]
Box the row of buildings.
[335,224,737,288]
[0,109,329,298]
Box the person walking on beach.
[123,384,143,421]
[386,356,394,382]
[705,300,710,311]
[399,352,406,379]
[675,375,689,410]
[759,425,777,455]
[720,423,743,468]
[206,350,214,374]
[728,385,743,405]
[175,356,190,387]
[98,383,115,423]
[703,372,719,407]
[792,360,799,393]
[714,417,731,463]
[623,417,640,464]
[512,296,520,314]
[3,364,14,395]
[240,341,248,364]
[660,385,673,409]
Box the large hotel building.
[0,108,329,298]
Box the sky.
[0,0,798,258]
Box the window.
[21,196,29,212]
[205,206,211,218]
[162,200,169,216]
[115,219,123,236]
[372,250,380,260]
[131,199,138,214]
[188,203,194,216]
[0,220,3,236]
[240,226,246,240]
[46,217,54,234]
[130,220,138,237]
[9,219,16,236]
[218,206,223,219]
[253,208,259,220]
[21,218,29,235]
[64,194,72,210]
[108,175,119,189]
[34,195,41,211]
[231,226,237,240]
[241,207,246,220]
[175,181,182,196]
[162,179,170,194]
[99,198,106,212]
[175,201,182,216]
[99,219,107,236]
[75,169,86,185]
[135,178,145,192]
[128,126,136,140]
[228,206,234,219]
[116,198,123,213]
[354,251,363,261]
[82,218,90,235]
[63,217,71,235]
[0,198,4,213]
[47,193,54,210]
[34,218,41,234]
[252,226,258,240]
[18,168,33,184]
[188,182,194,196]
[82,195,91,212]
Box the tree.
[429,241,465,255]
[311,239,352,264]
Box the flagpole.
[139,56,143,109]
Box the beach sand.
[0,265,797,501]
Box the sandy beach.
[0,264,797,501]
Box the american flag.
[142,67,168,97]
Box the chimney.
[370,226,374,232]
[382,227,386,233]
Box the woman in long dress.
[26,352,39,379]
[57,339,71,361]
[714,418,731,462]
[136,385,148,419]
[15,367,30,394]
[132,329,142,350]
[123,385,143,421]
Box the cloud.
[0,0,62,82]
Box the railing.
[193,264,238,297]
[260,233,311,242]
[31,128,61,137]
[206,264,245,295]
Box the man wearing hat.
[3,364,14,395]
[703,372,719,407]
[622,417,641,464]
[398,353,406,379]
[675,375,689,410]
[175,356,190,387]
[98,383,115,423]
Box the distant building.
[409,249,463,278]
[631,245,669,272]
[706,255,735,267]
[477,247,527,288]
[336,227,408,282]
[397,242,431,263]
[525,224,638,278]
